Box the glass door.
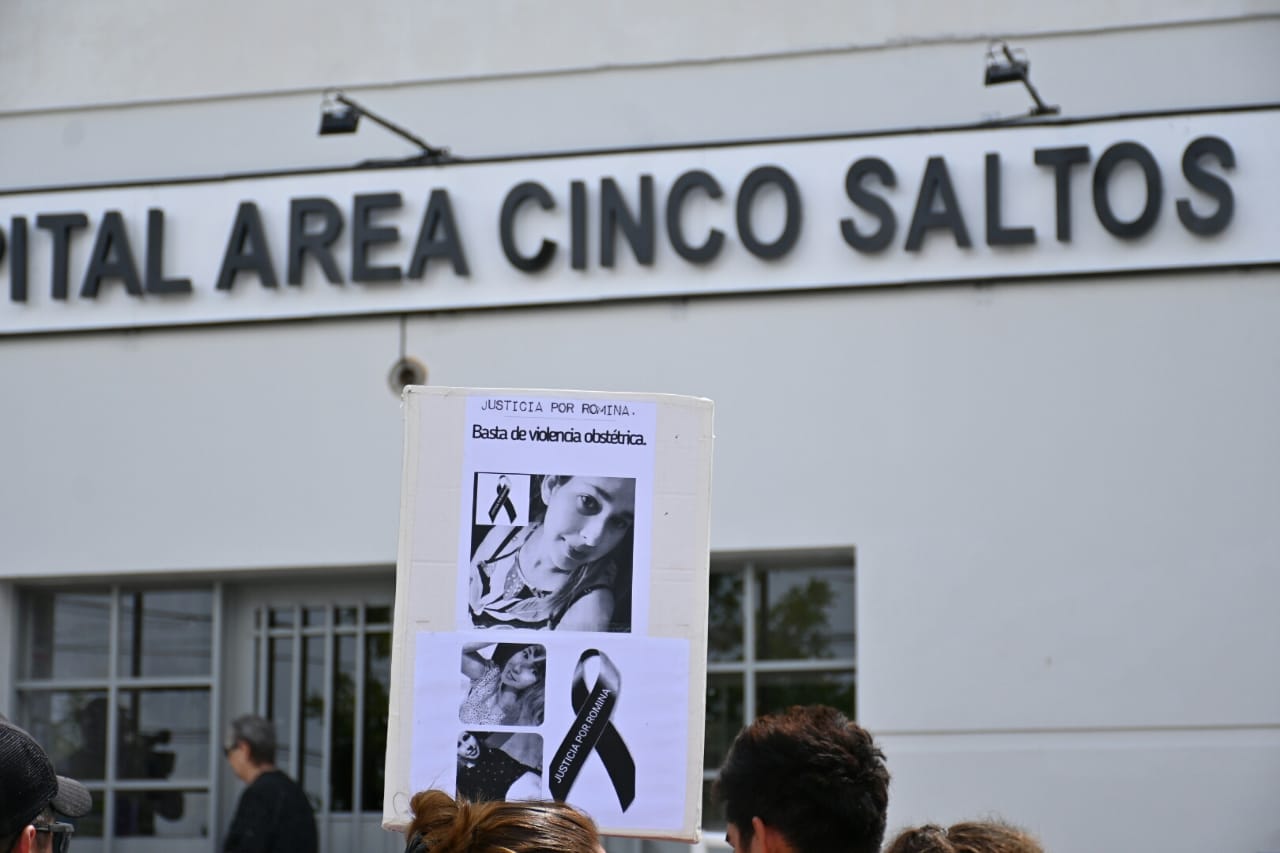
[221,574,400,853]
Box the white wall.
[2,4,1279,852]
[884,728,1280,852]
[2,0,1270,111]
[4,272,1279,851]
[0,318,405,574]
[2,15,1278,186]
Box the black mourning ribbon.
[486,475,517,523]
[549,649,636,811]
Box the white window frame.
[11,583,222,853]
[701,548,857,826]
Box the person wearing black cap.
[0,720,92,853]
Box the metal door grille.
[250,601,397,853]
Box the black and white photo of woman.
[455,731,543,802]
[469,474,636,632]
[458,642,546,727]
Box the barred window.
[245,596,399,853]
[14,586,218,853]
[702,549,857,828]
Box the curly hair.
[713,705,889,853]
[884,821,1044,853]
[404,790,600,853]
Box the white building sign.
[0,108,1275,335]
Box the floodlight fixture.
[984,41,1059,117]
[318,89,449,160]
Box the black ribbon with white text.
[487,475,517,523]
[548,649,635,811]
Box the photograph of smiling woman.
[459,643,547,726]
[455,731,543,802]
[468,474,637,632]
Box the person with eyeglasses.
[30,807,73,853]
[0,720,92,853]
[223,715,317,853]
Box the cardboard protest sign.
[382,387,713,841]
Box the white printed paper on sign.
[410,632,692,832]
[460,395,656,635]
[383,387,714,841]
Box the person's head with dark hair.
[0,721,92,853]
[713,705,889,853]
[404,789,602,853]
[884,820,1044,853]
[224,714,278,782]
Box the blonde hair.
[405,789,600,853]
[884,820,1044,853]
[507,679,544,727]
